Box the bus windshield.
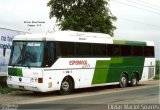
[9,41,44,67]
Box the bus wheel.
[131,74,138,86]
[59,78,73,95]
[119,74,128,88]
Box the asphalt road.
[16,80,160,110]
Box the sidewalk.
[139,79,160,85]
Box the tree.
[156,61,160,74]
[47,0,117,36]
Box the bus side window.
[144,46,154,57]
[44,42,55,67]
[133,46,143,56]
[92,44,106,57]
[107,44,121,57]
[75,43,91,57]
[121,45,132,56]
[58,42,75,57]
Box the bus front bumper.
[7,80,51,92]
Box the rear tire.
[59,78,73,95]
[119,74,128,88]
[131,74,138,86]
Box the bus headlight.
[30,78,34,83]
[30,78,38,83]
[30,78,43,83]
[8,76,12,81]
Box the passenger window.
[75,43,91,56]
[144,46,154,57]
[44,42,55,67]
[107,44,121,56]
[121,45,132,56]
[92,44,106,56]
[59,42,75,56]
[133,46,143,56]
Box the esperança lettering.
[69,60,87,65]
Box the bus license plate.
[19,86,24,89]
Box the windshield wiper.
[12,44,26,67]
[12,56,23,67]
[22,51,35,68]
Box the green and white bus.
[7,31,155,94]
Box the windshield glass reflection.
[9,42,44,67]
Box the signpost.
[0,28,27,76]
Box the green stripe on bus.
[92,58,123,84]
[92,57,145,84]
[113,40,126,45]
[113,40,146,46]
[8,68,23,77]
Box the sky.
[109,0,160,60]
[0,0,159,59]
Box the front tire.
[59,78,73,95]
[119,74,128,88]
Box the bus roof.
[13,31,154,46]
[13,31,113,44]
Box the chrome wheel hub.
[62,81,69,91]
[121,77,126,85]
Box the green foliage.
[47,0,117,36]
[0,87,13,94]
[0,76,7,88]
[0,76,13,94]
[154,61,160,80]
[156,60,160,74]
[153,74,159,80]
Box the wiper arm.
[23,52,35,68]
[12,56,23,67]
[12,44,25,66]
